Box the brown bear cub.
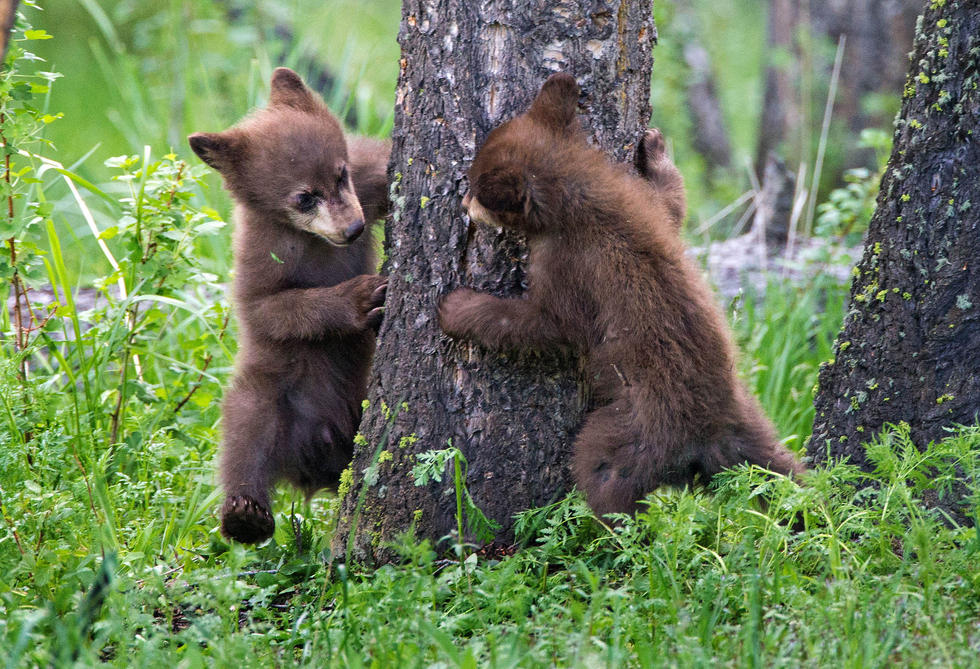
[189,68,390,543]
[439,73,804,517]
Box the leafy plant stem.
[453,449,465,557]
[3,111,29,385]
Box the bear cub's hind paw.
[221,495,275,544]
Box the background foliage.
[1,1,977,665]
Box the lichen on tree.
[808,0,980,520]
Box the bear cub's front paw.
[341,274,388,332]
[221,495,275,544]
[438,288,481,339]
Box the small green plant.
[413,442,501,550]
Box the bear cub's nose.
[344,219,365,242]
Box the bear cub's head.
[189,68,366,247]
[464,72,583,235]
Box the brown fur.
[188,68,391,543]
[439,73,803,517]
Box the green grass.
[2,387,978,666]
[2,2,978,666]
[732,273,849,455]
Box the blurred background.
[35,0,914,244]
[9,0,919,452]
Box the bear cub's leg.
[219,382,279,543]
[571,403,657,517]
[438,288,562,351]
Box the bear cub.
[439,73,804,517]
[189,68,390,543]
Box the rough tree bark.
[333,1,656,564]
[809,2,980,513]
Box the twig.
[3,113,29,383]
[73,449,99,520]
[804,35,846,236]
[173,311,230,414]
[135,564,183,586]
[694,190,755,235]
[164,162,184,207]
[0,484,24,555]
[108,334,130,446]
[34,508,50,553]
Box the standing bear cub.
[189,68,390,543]
[439,73,804,516]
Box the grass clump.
[2,413,978,665]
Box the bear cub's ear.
[474,166,530,215]
[268,67,321,113]
[188,131,242,172]
[527,72,580,132]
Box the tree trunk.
[809,2,980,517]
[810,0,922,139]
[755,0,921,179]
[333,0,656,564]
[682,40,732,169]
[755,0,804,178]
[0,0,18,64]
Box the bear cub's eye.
[337,163,349,188]
[294,191,318,213]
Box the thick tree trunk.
[333,1,655,564]
[809,2,980,516]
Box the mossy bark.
[809,1,980,516]
[333,0,656,564]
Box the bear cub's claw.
[221,494,275,544]
[342,274,387,332]
[365,280,387,331]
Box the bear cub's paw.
[221,495,275,544]
[437,288,481,339]
[341,274,388,332]
[635,128,667,175]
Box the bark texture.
[333,0,655,564]
[809,2,980,502]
